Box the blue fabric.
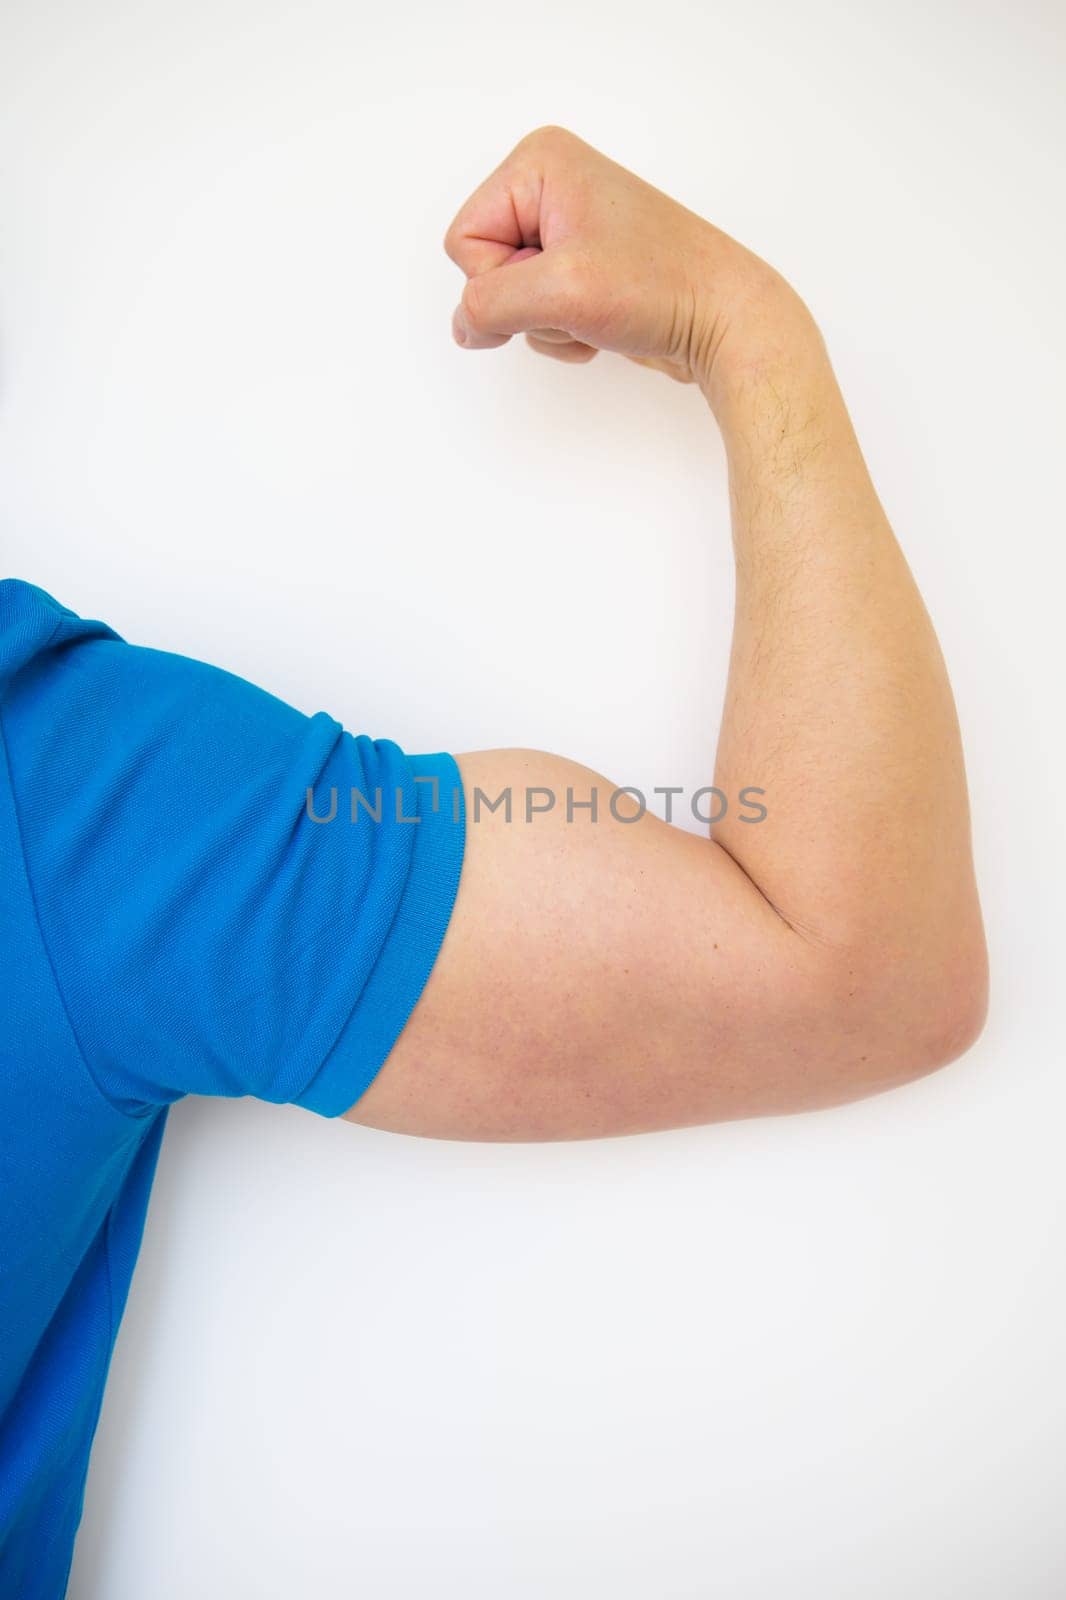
[0,578,465,1595]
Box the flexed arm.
[345,127,987,1141]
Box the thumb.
[454,247,580,350]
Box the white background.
[2,1,1064,1595]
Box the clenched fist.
[444,125,809,401]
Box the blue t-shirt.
[0,578,465,1595]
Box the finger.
[452,304,508,350]
[443,148,543,279]
[455,251,585,349]
[451,247,546,351]
[525,332,598,364]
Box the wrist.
[688,253,826,420]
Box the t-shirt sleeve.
[2,628,465,1118]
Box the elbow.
[819,919,989,1097]
[905,943,989,1078]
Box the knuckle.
[521,123,574,151]
[547,251,592,318]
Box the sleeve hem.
[294,750,466,1118]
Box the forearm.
[702,278,986,1015]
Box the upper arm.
[344,748,922,1142]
